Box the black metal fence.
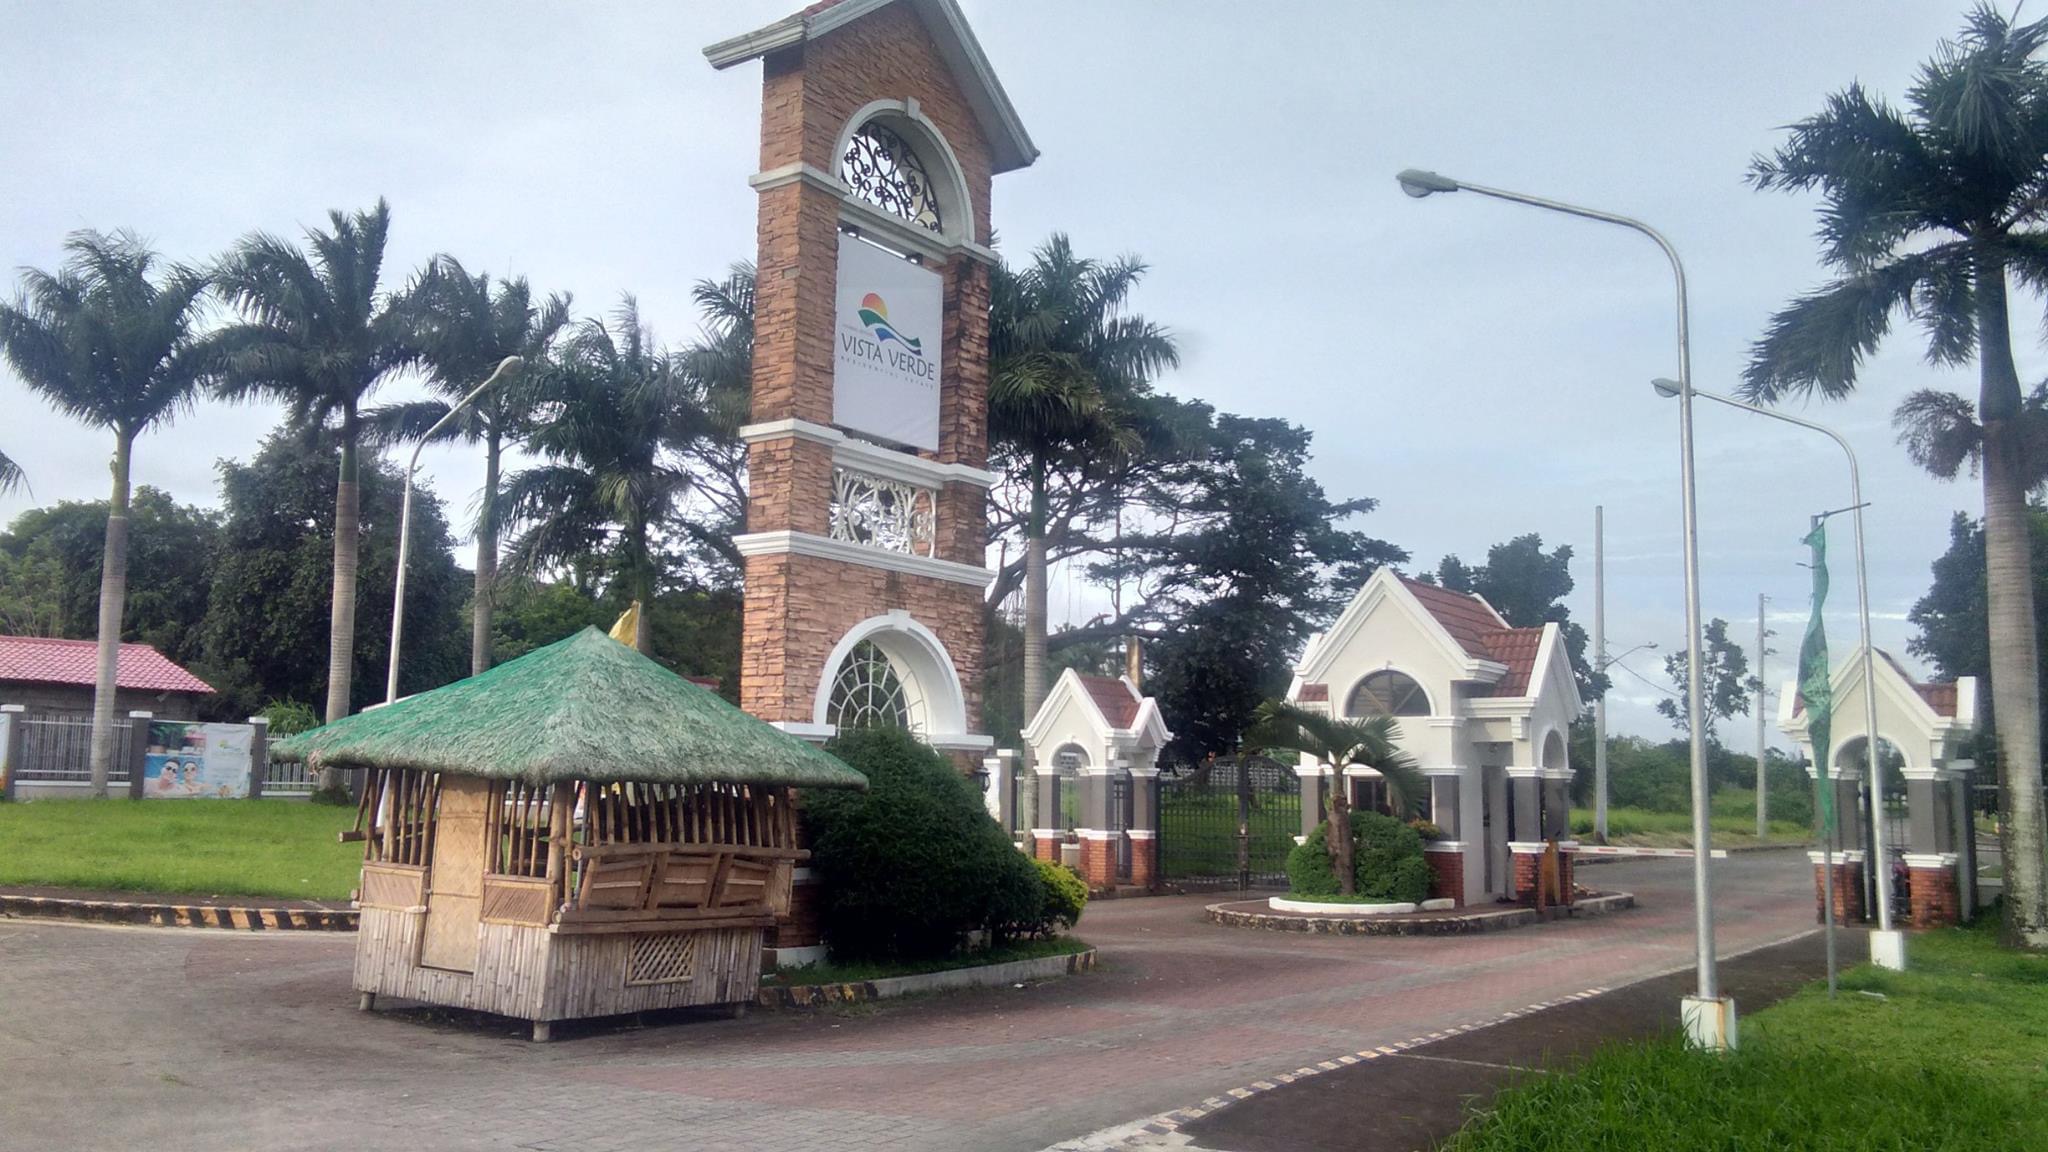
[1158,756,1300,889]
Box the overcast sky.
[0,2,2019,751]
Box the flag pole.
[1805,514,1838,998]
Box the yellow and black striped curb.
[0,894,357,931]
[759,946,1096,1009]
[1206,891,1635,936]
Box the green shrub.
[1034,858,1088,932]
[1285,811,1430,902]
[806,726,1047,962]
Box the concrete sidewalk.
[1175,931,1828,1152]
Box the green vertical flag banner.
[1799,520,1835,836]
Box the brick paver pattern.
[0,854,1815,1151]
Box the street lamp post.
[1398,169,1735,1049]
[385,355,524,705]
[1654,378,1905,971]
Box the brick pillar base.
[1511,852,1540,905]
[1424,847,1465,907]
[1077,834,1116,890]
[1812,858,1867,924]
[1128,834,1158,890]
[1033,833,1060,863]
[1558,850,1575,905]
[1908,864,1960,927]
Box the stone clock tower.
[706,0,1036,763]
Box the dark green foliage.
[1908,508,2048,764]
[1286,811,1430,902]
[1656,618,1757,745]
[807,727,1047,962]
[201,426,468,718]
[0,486,220,666]
[256,699,318,737]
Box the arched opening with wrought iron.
[812,612,972,749]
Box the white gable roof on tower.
[704,0,1039,173]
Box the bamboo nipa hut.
[272,627,866,1041]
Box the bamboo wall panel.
[355,907,553,1021]
[421,776,490,972]
[360,863,426,910]
[538,927,761,1021]
[480,876,553,926]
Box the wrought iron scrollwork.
[840,121,944,233]
[830,466,937,556]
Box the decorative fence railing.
[260,755,319,796]
[1158,756,1298,889]
[12,716,136,784]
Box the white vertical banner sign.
[834,233,943,451]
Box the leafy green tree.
[989,234,1180,719]
[0,487,220,666]
[1126,415,1405,759]
[1741,6,2048,945]
[1655,617,1757,746]
[501,298,699,654]
[214,199,415,753]
[0,231,214,794]
[201,427,466,723]
[372,257,570,675]
[1247,700,1423,896]
[1908,508,2048,772]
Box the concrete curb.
[1207,892,1634,936]
[759,947,1096,1008]
[0,894,357,931]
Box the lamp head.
[1651,377,1684,399]
[497,355,526,379]
[1397,169,1461,198]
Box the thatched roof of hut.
[272,627,867,790]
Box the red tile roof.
[1478,628,1546,697]
[1398,576,1509,657]
[0,635,214,695]
[1297,683,1329,703]
[1916,682,1958,718]
[1078,674,1140,728]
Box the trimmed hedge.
[1286,810,1431,902]
[806,727,1048,962]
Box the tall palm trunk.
[321,423,360,794]
[1977,258,2048,947]
[1022,464,1050,721]
[86,431,134,798]
[630,518,654,656]
[472,428,500,676]
[1325,767,1356,897]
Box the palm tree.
[1246,700,1424,897]
[990,235,1179,721]
[1742,6,2048,947]
[0,231,212,795]
[213,199,413,790]
[0,449,24,496]
[501,298,699,654]
[373,257,570,674]
[673,263,757,576]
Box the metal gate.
[1158,756,1298,889]
[1110,774,1132,880]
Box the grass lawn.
[1443,918,2048,1151]
[0,798,359,901]
[767,935,1090,985]
[1572,797,1809,849]
[1159,791,1301,878]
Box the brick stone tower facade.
[708,0,1036,959]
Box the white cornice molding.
[927,731,995,751]
[1503,765,1544,779]
[1902,852,1959,869]
[1420,764,1466,777]
[749,162,851,197]
[738,418,997,488]
[733,529,994,587]
[769,720,836,743]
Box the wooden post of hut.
[273,628,867,1041]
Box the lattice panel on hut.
[653,855,719,908]
[624,932,697,986]
[360,863,426,910]
[717,857,777,908]
[480,876,554,925]
[579,854,655,909]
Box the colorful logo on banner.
[856,293,925,356]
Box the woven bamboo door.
[420,776,489,972]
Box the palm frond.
[0,447,27,497]
[1739,248,1959,401]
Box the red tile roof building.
[0,635,214,719]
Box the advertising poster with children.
[142,721,253,799]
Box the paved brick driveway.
[0,854,1815,1152]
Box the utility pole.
[1593,504,1609,842]
[1755,593,1769,839]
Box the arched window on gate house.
[1345,670,1431,720]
